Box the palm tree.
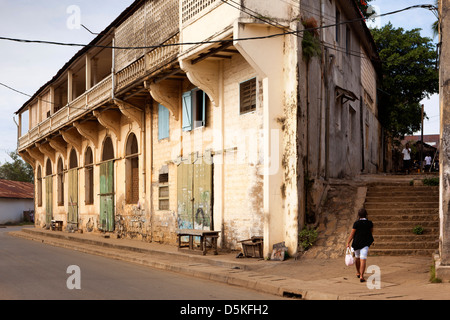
[432,0,439,38]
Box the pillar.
[437,0,450,281]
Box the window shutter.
[182,91,193,131]
[240,78,257,114]
[158,104,170,140]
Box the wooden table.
[176,229,220,255]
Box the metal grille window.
[240,78,257,114]
[159,173,169,210]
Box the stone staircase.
[366,183,439,256]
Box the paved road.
[0,227,285,301]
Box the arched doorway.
[125,133,139,204]
[100,137,115,232]
[45,158,53,227]
[37,166,42,208]
[68,148,79,227]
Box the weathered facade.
[16,0,381,257]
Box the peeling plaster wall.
[439,0,450,265]
[218,54,264,250]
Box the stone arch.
[102,136,115,162]
[125,132,139,204]
[69,148,78,169]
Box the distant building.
[0,180,34,224]
[403,134,440,150]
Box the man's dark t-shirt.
[351,219,374,250]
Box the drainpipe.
[324,48,330,180]
[111,37,115,100]
[13,116,19,151]
[360,97,365,172]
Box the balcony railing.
[181,0,221,26]
[18,74,113,151]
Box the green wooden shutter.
[100,161,114,232]
[45,176,53,226]
[193,155,212,230]
[177,161,193,229]
[182,91,193,131]
[68,168,78,224]
[177,153,213,231]
[158,104,170,140]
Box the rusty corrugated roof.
[0,179,34,199]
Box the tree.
[371,23,439,140]
[432,0,439,38]
[0,151,34,183]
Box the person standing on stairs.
[346,208,374,283]
[402,143,412,174]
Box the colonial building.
[15,0,381,257]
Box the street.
[0,227,285,300]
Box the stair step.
[367,190,439,196]
[367,208,438,215]
[371,241,439,250]
[368,186,438,191]
[365,202,438,209]
[369,248,438,256]
[374,234,437,242]
[374,220,438,228]
[370,214,438,222]
[373,227,439,235]
[365,196,439,202]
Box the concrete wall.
[0,199,34,224]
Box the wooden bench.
[176,229,220,255]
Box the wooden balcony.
[18,75,113,152]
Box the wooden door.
[45,176,53,226]
[99,161,114,232]
[177,154,212,230]
[68,168,78,225]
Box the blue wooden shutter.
[182,91,193,131]
[158,104,170,140]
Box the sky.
[0,0,440,165]
[368,0,440,138]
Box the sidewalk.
[9,226,450,300]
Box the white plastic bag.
[345,247,354,266]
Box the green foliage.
[371,23,439,140]
[413,225,424,235]
[302,30,321,63]
[423,177,439,186]
[301,18,321,63]
[430,264,442,283]
[0,151,34,183]
[298,227,318,251]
